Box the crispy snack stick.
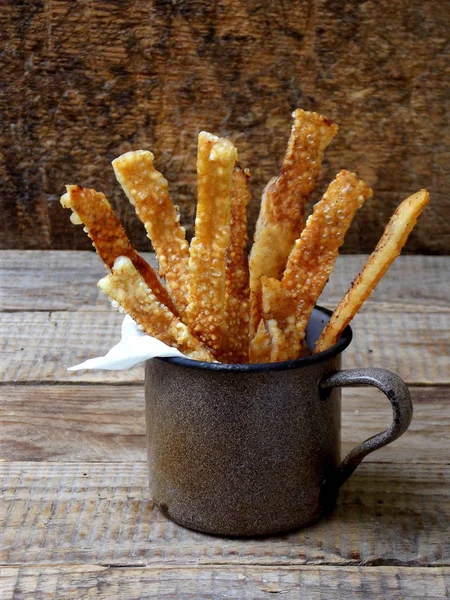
[98,256,215,362]
[60,185,176,313]
[266,320,290,363]
[249,109,339,336]
[249,319,272,363]
[112,150,190,318]
[314,189,430,353]
[219,166,251,364]
[249,317,289,363]
[186,132,237,355]
[282,170,372,343]
[259,276,301,360]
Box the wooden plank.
[0,251,158,312]
[342,386,450,464]
[0,385,448,464]
[1,1,448,253]
[321,254,450,314]
[0,462,448,566]
[0,569,17,600]
[1,565,449,599]
[342,309,450,384]
[1,252,449,313]
[1,309,448,384]
[0,385,146,463]
[0,311,142,383]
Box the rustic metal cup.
[145,306,412,536]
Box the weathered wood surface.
[1,462,449,566]
[2,309,448,384]
[1,384,449,464]
[1,251,449,598]
[2,252,449,313]
[1,1,448,253]
[1,565,449,599]
[1,252,449,384]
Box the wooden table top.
[1,251,449,599]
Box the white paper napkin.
[68,315,185,371]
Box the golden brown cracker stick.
[267,320,291,363]
[112,150,190,318]
[98,256,214,362]
[266,320,290,363]
[282,170,372,343]
[60,185,176,313]
[249,316,290,363]
[186,132,237,355]
[260,276,301,360]
[249,319,272,363]
[314,189,430,353]
[219,166,251,364]
[249,109,339,336]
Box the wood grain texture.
[0,251,158,312]
[0,385,146,462]
[1,252,448,384]
[2,252,448,312]
[0,310,140,383]
[1,252,448,591]
[1,565,449,599]
[1,384,449,464]
[0,461,449,566]
[1,308,448,383]
[1,1,448,253]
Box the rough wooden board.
[0,565,449,599]
[343,309,450,384]
[1,309,448,384]
[0,385,449,465]
[320,254,450,314]
[0,385,146,463]
[0,251,158,312]
[0,462,448,566]
[0,311,143,383]
[343,386,450,465]
[2,252,449,313]
[0,569,17,600]
[1,1,448,253]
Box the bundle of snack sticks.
[61,110,429,364]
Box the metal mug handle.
[320,368,413,496]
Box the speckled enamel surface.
[146,356,341,536]
[144,307,412,536]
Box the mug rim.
[158,305,352,372]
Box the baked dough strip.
[314,189,430,353]
[282,170,372,342]
[60,185,176,313]
[98,256,214,362]
[112,150,190,318]
[186,132,237,356]
[249,109,339,337]
[219,166,251,364]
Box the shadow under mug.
[145,306,412,536]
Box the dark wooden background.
[1,0,448,253]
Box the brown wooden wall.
[1,0,448,253]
